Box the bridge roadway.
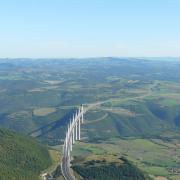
[61,106,87,180]
[61,100,122,180]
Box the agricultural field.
[0,58,180,179]
[71,138,180,179]
[33,107,56,117]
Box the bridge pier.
[62,105,84,180]
[78,117,81,140]
[81,105,84,123]
[75,121,78,140]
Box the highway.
[61,105,87,180]
[61,95,151,180]
[60,101,121,180]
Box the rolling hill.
[0,58,180,179]
[0,58,180,145]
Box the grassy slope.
[0,128,52,180]
[71,139,180,179]
[0,59,180,143]
[82,80,180,141]
[34,81,180,145]
[0,59,180,179]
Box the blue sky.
[0,0,180,58]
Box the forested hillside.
[0,58,180,145]
[72,157,151,180]
[0,128,52,180]
[0,58,180,179]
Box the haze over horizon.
[0,2,180,178]
[0,0,180,58]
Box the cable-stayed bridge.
[61,105,85,180]
[61,101,112,180]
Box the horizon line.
[0,56,180,60]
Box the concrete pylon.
[78,107,81,116]
[75,121,78,140]
[73,114,75,126]
[72,117,74,144]
[70,120,73,151]
[70,119,72,131]
[72,127,75,144]
[67,124,70,138]
[75,110,78,120]
[68,152,70,167]
[68,142,70,156]
[78,117,81,140]
[70,135,72,151]
[81,105,84,123]
[65,132,67,150]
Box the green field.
[71,138,180,179]
[0,58,180,179]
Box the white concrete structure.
[61,105,84,180]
